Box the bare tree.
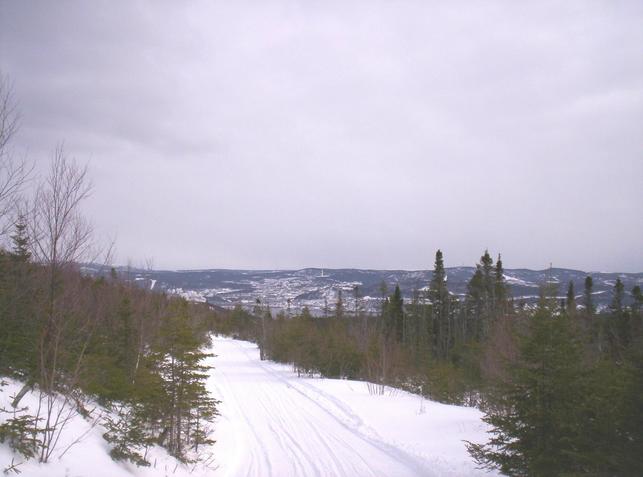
[27,147,95,462]
[0,73,31,237]
[30,145,93,269]
[0,73,18,154]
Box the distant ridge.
[82,265,642,314]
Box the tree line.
[0,75,218,468]
[213,249,643,475]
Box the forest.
[0,77,219,468]
[214,249,643,475]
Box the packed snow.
[208,337,494,476]
[1,337,495,476]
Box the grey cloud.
[1,0,641,271]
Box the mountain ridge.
[82,264,642,314]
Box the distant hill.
[81,265,643,315]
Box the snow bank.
[0,379,214,477]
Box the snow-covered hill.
[83,265,643,315]
[1,337,495,476]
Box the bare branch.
[30,144,93,268]
[0,73,32,237]
[0,73,19,152]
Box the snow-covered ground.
[208,337,494,477]
[1,337,494,476]
[0,379,201,477]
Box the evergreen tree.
[583,276,594,315]
[566,280,576,315]
[632,285,642,316]
[606,278,630,361]
[353,285,362,317]
[429,249,447,302]
[632,286,642,339]
[379,280,389,338]
[10,214,30,262]
[466,268,485,340]
[480,250,494,304]
[335,288,344,319]
[610,278,624,314]
[465,250,499,342]
[388,285,404,343]
[429,249,451,358]
[467,304,587,475]
[155,300,217,460]
[494,254,507,312]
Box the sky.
[0,0,641,272]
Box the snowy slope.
[1,338,494,476]
[0,379,209,477]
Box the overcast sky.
[1,1,641,271]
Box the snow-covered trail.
[0,337,490,477]
[209,338,426,476]
[207,337,492,477]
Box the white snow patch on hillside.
[503,274,538,287]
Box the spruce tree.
[632,285,642,316]
[631,286,642,341]
[389,284,404,343]
[353,285,361,317]
[610,278,624,314]
[429,249,450,358]
[335,288,344,319]
[155,299,217,460]
[606,278,630,361]
[10,214,30,262]
[583,276,594,315]
[467,304,586,475]
[494,254,506,311]
[379,281,389,337]
[566,280,576,315]
[466,268,485,340]
[480,250,494,300]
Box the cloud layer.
[1,0,641,271]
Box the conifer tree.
[583,276,594,315]
[335,288,344,319]
[606,278,630,361]
[632,286,642,337]
[467,304,586,475]
[429,250,450,358]
[379,280,389,337]
[480,250,494,303]
[566,280,576,315]
[388,285,404,342]
[353,285,362,317]
[466,250,499,342]
[493,254,506,311]
[10,214,30,262]
[466,268,485,340]
[610,278,624,314]
[155,300,217,460]
[632,285,642,316]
